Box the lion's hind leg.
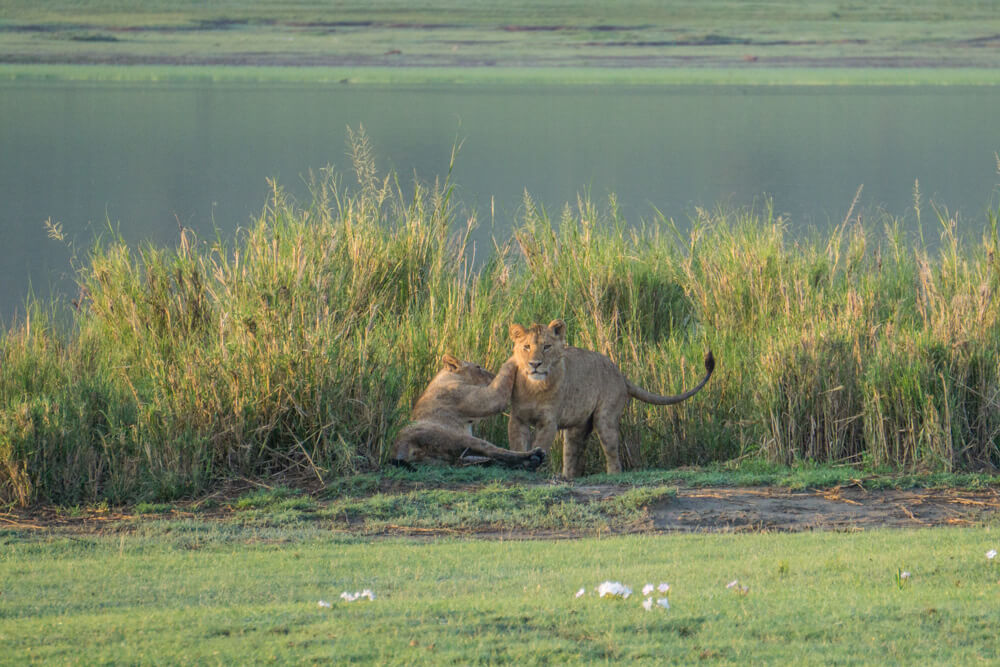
[593,412,624,475]
[391,422,461,465]
[394,422,544,471]
[561,422,592,478]
[459,434,546,471]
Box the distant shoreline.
[5,2,1000,86]
[4,63,1000,87]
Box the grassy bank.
[4,1,1000,78]
[2,131,1000,505]
[3,525,999,663]
[6,64,1000,87]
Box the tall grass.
[2,132,999,504]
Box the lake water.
[2,81,999,323]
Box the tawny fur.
[392,354,545,470]
[507,319,714,478]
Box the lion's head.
[440,353,495,386]
[509,319,567,382]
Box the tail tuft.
[704,350,715,374]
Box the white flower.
[658,583,670,594]
[643,596,670,611]
[575,588,586,598]
[318,600,332,608]
[340,589,376,602]
[596,581,632,599]
[987,549,997,560]
[899,571,911,580]
[726,579,749,595]
[642,584,654,596]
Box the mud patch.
[651,486,1000,532]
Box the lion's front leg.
[458,361,517,419]
[508,414,533,452]
[530,417,559,456]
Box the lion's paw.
[523,447,546,471]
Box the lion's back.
[556,347,629,419]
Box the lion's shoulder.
[411,376,469,418]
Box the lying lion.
[391,354,546,470]
[507,319,714,478]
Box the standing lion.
[507,319,714,478]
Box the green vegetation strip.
[340,464,1000,497]
[2,526,999,663]
[130,480,677,535]
[4,65,1000,86]
[327,483,674,534]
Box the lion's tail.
[626,351,715,406]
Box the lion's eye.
[522,345,530,351]
[543,344,552,351]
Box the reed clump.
[2,135,999,504]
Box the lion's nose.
[529,360,542,370]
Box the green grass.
[320,482,675,534]
[3,524,1000,663]
[200,475,677,535]
[2,128,999,505]
[4,0,1000,84]
[344,463,1000,498]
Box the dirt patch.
[3,485,998,537]
[648,486,999,532]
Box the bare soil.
[3,485,998,537]
[648,486,999,532]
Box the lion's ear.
[442,354,462,371]
[547,319,567,339]
[509,323,527,341]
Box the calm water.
[2,81,999,322]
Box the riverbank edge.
[4,64,1000,87]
